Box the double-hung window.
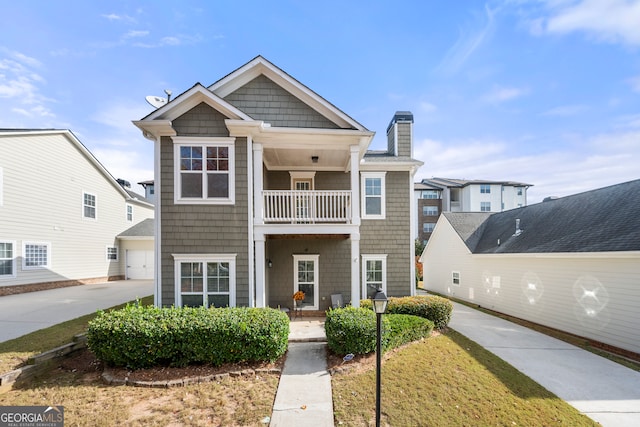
[362,254,387,300]
[83,192,96,219]
[423,223,436,233]
[452,271,460,286]
[174,254,236,308]
[0,241,15,278]
[173,137,235,204]
[23,242,51,269]
[480,201,491,212]
[480,184,491,194]
[423,206,438,216]
[361,172,386,219]
[106,246,118,261]
[126,204,133,222]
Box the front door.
[293,254,319,310]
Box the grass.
[332,330,599,426]
[0,295,154,373]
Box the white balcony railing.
[263,190,352,223]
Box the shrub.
[385,314,434,350]
[87,304,289,369]
[325,307,433,356]
[361,295,452,329]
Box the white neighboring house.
[421,179,640,357]
[0,129,154,290]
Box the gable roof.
[423,177,533,188]
[0,129,153,208]
[447,179,640,254]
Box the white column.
[350,232,360,307]
[253,143,264,225]
[255,235,266,307]
[350,145,361,225]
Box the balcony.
[263,190,352,224]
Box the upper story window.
[83,192,96,219]
[423,206,438,216]
[23,242,51,269]
[0,241,15,278]
[421,190,439,199]
[517,187,523,196]
[173,137,235,205]
[480,184,491,194]
[361,172,386,219]
[126,204,133,222]
[480,201,491,212]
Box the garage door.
[126,250,154,280]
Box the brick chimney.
[386,111,413,157]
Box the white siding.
[424,216,640,355]
[0,132,154,287]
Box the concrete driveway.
[0,280,153,343]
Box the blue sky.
[2,0,639,203]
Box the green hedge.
[87,304,289,369]
[361,295,453,329]
[325,307,433,356]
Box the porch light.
[311,155,319,163]
[267,259,273,268]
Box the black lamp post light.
[372,288,388,427]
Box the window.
[361,172,386,219]
[421,190,439,199]
[83,192,96,219]
[173,137,235,204]
[362,255,387,300]
[452,271,460,286]
[480,184,491,194]
[23,242,50,269]
[480,202,491,212]
[423,206,438,216]
[174,254,236,308]
[126,204,133,222]
[517,187,523,196]
[0,241,15,277]
[423,223,436,233]
[106,246,118,261]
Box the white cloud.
[628,75,640,93]
[483,86,530,103]
[534,0,640,46]
[414,129,640,203]
[420,101,438,113]
[124,30,149,39]
[542,104,588,116]
[436,4,498,74]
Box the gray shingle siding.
[360,171,412,297]
[224,75,341,129]
[159,104,250,307]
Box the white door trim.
[293,254,319,310]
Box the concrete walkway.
[270,317,334,427]
[449,301,640,427]
[0,280,153,342]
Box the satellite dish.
[145,95,167,109]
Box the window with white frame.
[23,242,51,269]
[174,254,236,308]
[423,206,438,216]
[173,137,235,204]
[126,204,133,222]
[83,192,96,219]
[423,222,436,233]
[517,187,523,196]
[0,241,15,277]
[480,184,491,194]
[421,190,439,199]
[106,246,118,261]
[480,201,491,212]
[361,172,386,219]
[362,254,387,300]
[452,271,460,286]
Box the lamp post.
[372,289,388,427]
